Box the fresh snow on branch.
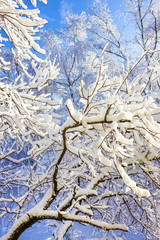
[0,0,160,240]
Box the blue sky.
[38,0,122,29]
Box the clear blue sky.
[37,0,122,29]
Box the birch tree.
[87,0,127,62]
[41,12,98,105]
[0,1,160,240]
[122,0,160,92]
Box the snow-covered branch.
[0,1,160,240]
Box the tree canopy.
[0,0,160,240]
